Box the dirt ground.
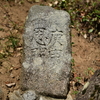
[0,0,100,100]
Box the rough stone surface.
[39,95,65,100]
[75,70,100,100]
[23,90,38,100]
[21,5,71,98]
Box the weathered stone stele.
[21,5,71,98]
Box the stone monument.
[21,5,71,99]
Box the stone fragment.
[21,5,71,98]
[75,70,100,100]
[23,90,38,100]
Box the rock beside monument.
[75,69,100,100]
[21,5,71,98]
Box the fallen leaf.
[6,83,16,88]
[48,3,52,7]
[84,34,87,39]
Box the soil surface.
[0,0,100,100]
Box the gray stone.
[39,93,73,100]
[21,5,71,98]
[23,90,38,100]
[39,95,65,100]
[75,70,100,100]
